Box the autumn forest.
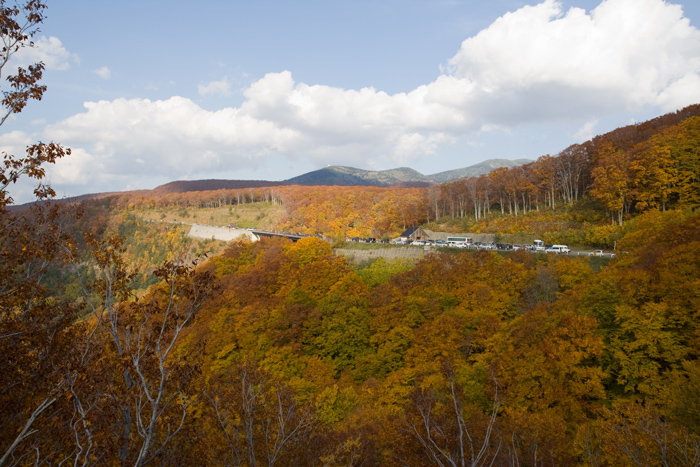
[3,3,700,467]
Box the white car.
[545,245,570,254]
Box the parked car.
[545,245,570,254]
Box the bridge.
[252,230,325,243]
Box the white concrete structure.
[187,224,259,242]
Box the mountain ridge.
[281,158,532,187]
[12,158,533,208]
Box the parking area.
[388,239,616,257]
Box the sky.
[3,0,700,203]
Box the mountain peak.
[284,159,532,186]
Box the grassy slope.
[134,202,287,230]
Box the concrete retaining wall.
[188,224,258,242]
[335,247,432,263]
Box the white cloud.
[0,130,34,154]
[574,119,599,141]
[391,133,451,163]
[654,73,700,111]
[446,0,700,117]
[198,77,233,97]
[44,97,284,180]
[11,36,78,71]
[49,147,101,185]
[94,66,111,79]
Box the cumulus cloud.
[43,71,475,187]
[198,77,233,97]
[49,147,101,185]
[94,66,111,79]
[24,0,700,200]
[574,119,599,141]
[447,0,700,116]
[0,130,34,155]
[11,36,78,70]
[45,97,284,180]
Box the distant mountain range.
[155,158,533,193]
[285,159,532,186]
[12,158,532,208]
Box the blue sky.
[3,0,700,202]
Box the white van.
[545,245,570,254]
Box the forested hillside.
[4,206,699,465]
[433,105,700,226]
